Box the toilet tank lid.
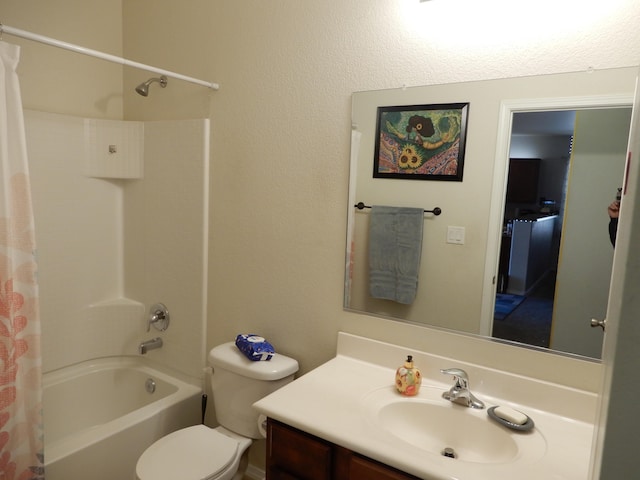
[209,342,299,380]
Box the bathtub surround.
[84,117,144,178]
[26,110,210,383]
[124,118,210,382]
[0,42,44,479]
[23,110,209,479]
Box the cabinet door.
[268,467,308,480]
[347,453,422,480]
[267,419,333,480]
[267,419,421,480]
[506,158,540,203]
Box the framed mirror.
[345,67,637,360]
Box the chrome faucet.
[139,337,163,355]
[440,368,485,409]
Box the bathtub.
[44,356,202,480]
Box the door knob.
[590,318,606,331]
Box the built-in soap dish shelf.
[487,406,535,431]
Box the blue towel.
[368,206,424,304]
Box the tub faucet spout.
[139,337,163,355]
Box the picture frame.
[373,102,469,181]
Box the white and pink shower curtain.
[0,42,44,479]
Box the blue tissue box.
[235,334,275,361]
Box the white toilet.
[136,341,299,480]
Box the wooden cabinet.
[266,419,421,480]
[506,158,540,204]
[267,418,332,480]
[346,452,421,480]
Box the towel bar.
[354,202,442,216]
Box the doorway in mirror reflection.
[492,108,631,357]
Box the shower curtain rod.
[1,23,220,91]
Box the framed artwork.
[373,102,469,181]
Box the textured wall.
[3,0,124,118]
[8,0,640,386]
[203,0,640,376]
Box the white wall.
[201,0,640,376]
[3,0,123,119]
[9,0,638,382]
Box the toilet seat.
[136,425,238,480]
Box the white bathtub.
[44,357,202,480]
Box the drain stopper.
[442,447,457,459]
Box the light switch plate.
[447,226,465,245]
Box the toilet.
[136,341,299,480]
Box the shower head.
[135,75,168,97]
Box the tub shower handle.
[148,303,170,332]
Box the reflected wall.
[346,68,637,356]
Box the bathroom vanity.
[267,419,420,480]
[254,333,597,480]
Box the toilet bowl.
[136,341,298,480]
[136,425,251,480]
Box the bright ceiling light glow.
[404,0,629,50]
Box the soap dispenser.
[395,355,421,396]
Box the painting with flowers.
[373,102,469,181]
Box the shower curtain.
[0,42,44,479]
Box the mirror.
[345,67,637,360]
[492,108,631,358]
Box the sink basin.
[378,401,519,463]
[362,386,547,465]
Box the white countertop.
[254,332,596,480]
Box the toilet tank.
[209,342,299,439]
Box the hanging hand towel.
[368,205,424,304]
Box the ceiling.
[512,110,576,136]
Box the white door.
[591,72,640,479]
[550,108,631,357]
